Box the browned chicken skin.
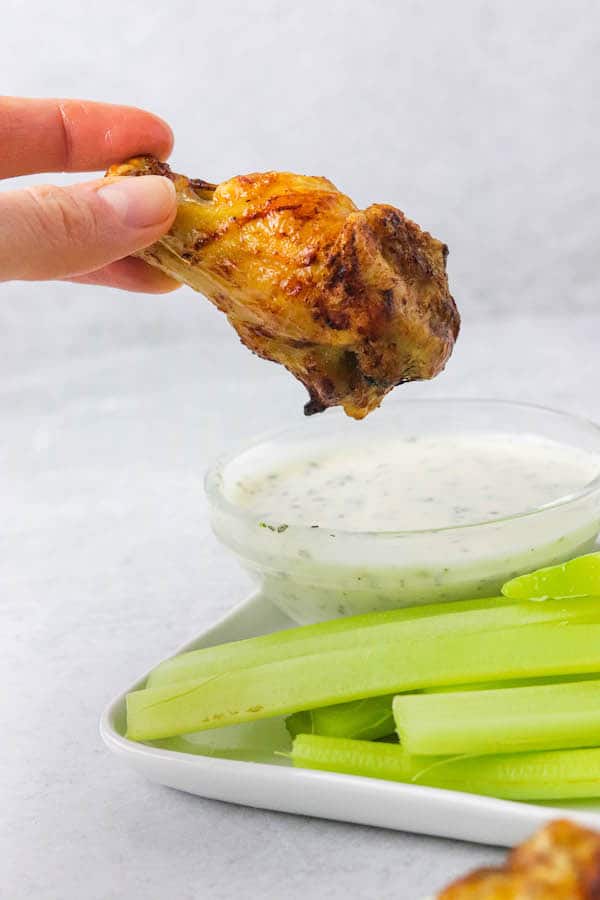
[439,820,600,899]
[107,157,460,418]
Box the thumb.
[0,175,176,282]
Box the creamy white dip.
[213,431,600,622]
[230,435,600,532]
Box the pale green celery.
[291,734,434,781]
[415,748,600,800]
[503,552,600,600]
[394,679,600,756]
[146,594,600,689]
[291,735,600,800]
[146,596,508,688]
[286,695,396,741]
[127,623,600,741]
[287,672,600,742]
[422,672,600,693]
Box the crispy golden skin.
[439,820,600,899]
[107,157,460,418]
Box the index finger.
[0,97,174,179]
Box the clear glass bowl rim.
[204,398,600,539]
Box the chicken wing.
[439,819,600,899]
[107,157,459,418]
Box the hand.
[0,97,179,293]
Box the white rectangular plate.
[101,592,600,847]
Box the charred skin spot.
[382,208,404,231]
[212,292,229,313]
[239,199,303,225]
[193,233,213,251]
[120,157,174,179]
[312,302,351,331]
[304,394,327,416]
[189,177,217,192]
[303,372,338,415]
[237,195,322,228]
[325,228,361,295]
[324,252,345,289]
[248,323,277,340]
[381,288,395,316]
[287,337,317,349]
[427,292,460,342]
[362,373,388,388]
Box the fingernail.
[99,176,176,228]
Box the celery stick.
[127,623,600,741]
[416,748,600,800]
[422,672,600,693]
[291,734,433,781]
[146,596,509,688]
[503,552,600,600]
[394,679,600,756]
[287,672,600,742]
[291,735,600,800]
[146,595,600,689]
[286,695,396,741]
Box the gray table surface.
[4,301,600,899]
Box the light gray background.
[3,2,600,898]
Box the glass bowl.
[205,399,600,623]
